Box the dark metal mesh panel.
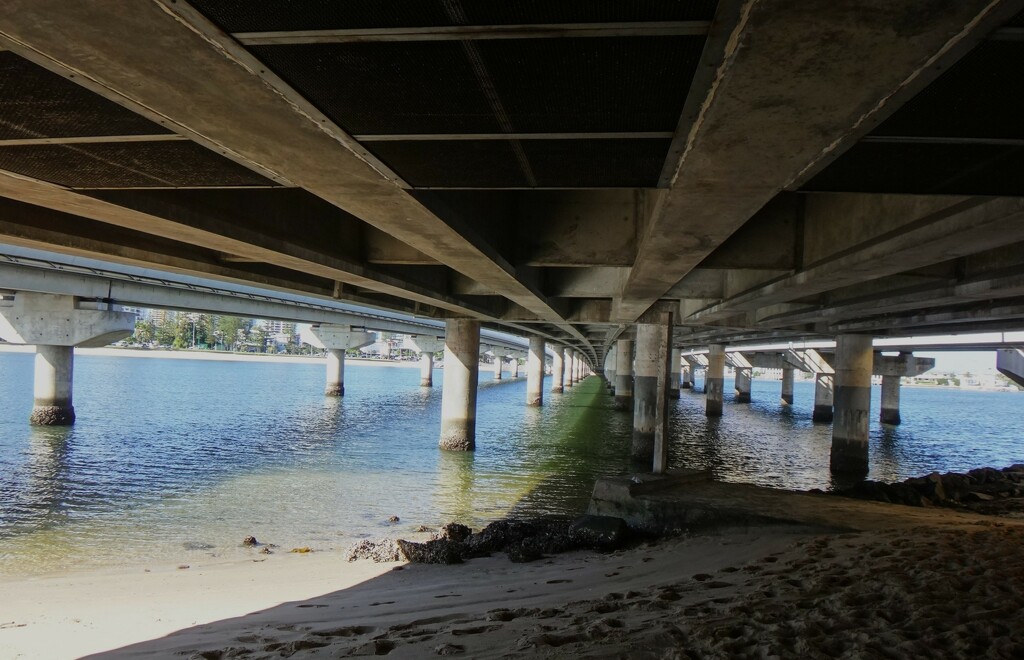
[254,36,701,135]
[366,140,529,187]
[252,42,499,135]
[523,138,670,187]
[192,0,716,32]
[801,142,1024,196]
[0,53,170,140]
[478,36,702,132]
[0,142,276,188]
[872,41,1024,140]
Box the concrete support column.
[813,373,834,422]
[493,355,503,380]
[408,336,444,388]
[512,358,520,379]
[706,344,725,417]
[31,345,75,425]
[551,347,565,393]
[565,353,575,388]
[669,348,681,399]
[880,375,901,425]
[734,368,752,403]
[614,339,633,410]
[419,352,435,387]
[633,322,667,462]
[440,319,480,451]
[781,368,795,405]
[681,365,692,389]
[527,337,545,407]
[831,334,873,476]
[308,325,375,396]
[325,349,346,396]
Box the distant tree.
[216,315,252,351]
[154,313,177,346]
[132,319,155,345]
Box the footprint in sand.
[369,601,396,606]
[451,625,502,636]
[313,626,375,638]
[295,604,328,609]
[604,572,620,577]
[546,579,572,584]
[434,594,462,599]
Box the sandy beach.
[3,495,1022,659]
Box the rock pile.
[350,515,633,565]
[833,464,1024,514]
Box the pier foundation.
[31,344,75,425]
[634,320,670,464]
[566,353,575,388]
[308,325,375,396]
[781,368,795,405]
[681,365,692,389]
[493,355,503,380]
[813,373,834,422]
[527,337,545,406]
[615,339,634,410]
[831,334,873,476]
[734,368,752,403]
[880,375,901,425]
[0,292,134,425]
[706,344,725,417]
[440,319,480,451]
[408,336,444,387]
[551,346,565,393]
[669,348,681,399]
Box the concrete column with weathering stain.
[614,339,634,410]
[565,352,575,388]
[527,337,545,407]
[308,325,375,396]
[512,357,520,379]
[880,375,902,425]
[734,368,752,403]
[706,344,725,417]
[0,293,134,425]
[633,321,668,463]
[669,348,681,399]
[781,368,795,405]
[813,373,834,422]
[551,346,565,393]
[493,354,503,380]
[831,334,874,476]
[681,364,692,389]
[440,318,480,451]
[407,336,444,387]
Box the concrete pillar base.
[781,393,794,405]
[614,395,633,411]
[812,406,834,423]
[669,390,680,400]
[439,428,475,452]
[830,437,869,476]
[551,386,564,394]
[325,384,344,397]
[681,382,692,389]
[734,392,751,403]
[880,408,901,425]
[30,405,75,426]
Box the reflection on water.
[0,353,1022,575]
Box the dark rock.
[569,515,629,550]
[242,536,259,547]
[506,541,545,563]
[345,539,402,563]
[387,515,400,523]
[435,522,472,542]
[397,538,463,564]
[964,491,995,502]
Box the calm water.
[0,352,1021,575]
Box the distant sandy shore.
[2,501,1022,659]
[0,344,423,368]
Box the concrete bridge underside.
[0,2,1020,367]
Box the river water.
[0,352,1021,575]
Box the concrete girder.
[615,1,1020,322]
[0,1,591,352]
[404,336,445,355]
[687,196,1024,325]
[817,351,936,377]
[0,293,134,347]
[996,349,1024,388]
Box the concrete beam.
[0,1,589,348]
[996,349,1024,388]
[616,1,1019,322]
[0,293,134,347]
